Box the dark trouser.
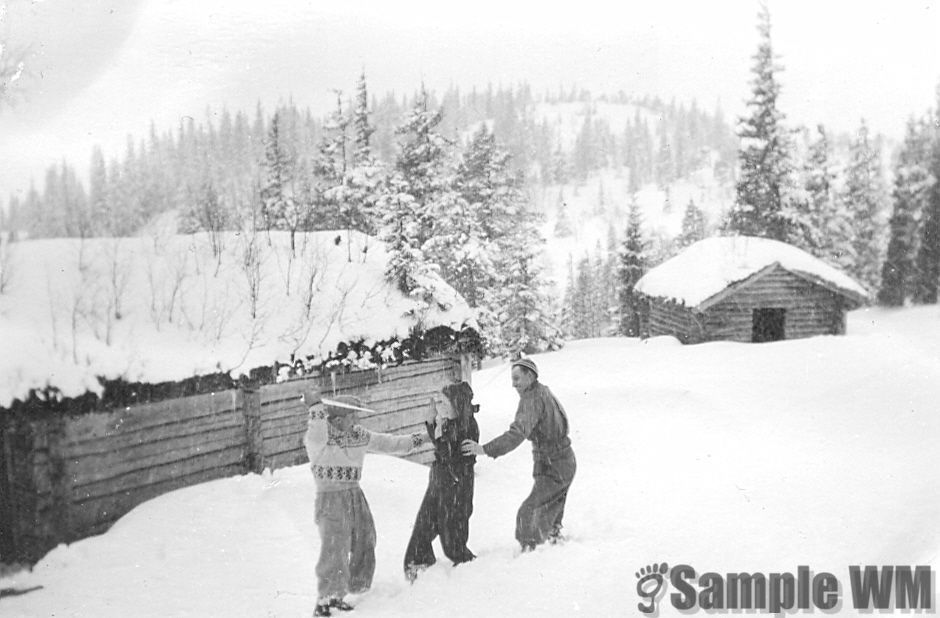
[404,461,476,572]
[516,446,577,548]
[315,486,376,601]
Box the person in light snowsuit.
[303,392,432,617]
[403,381,479,580]
[461,358,576,551]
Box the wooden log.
[63,410,245,459]
[258,402,308,425]
[261,433,305,456]
[70,444,247,503]
[263,452,306,471]
[259,418,307,439]
[67,424,249,485]
[365,383,449,408]
[68,461,246,533]
[259,381,310,406]
[65,390,242,442]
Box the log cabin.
[634,236,870,344]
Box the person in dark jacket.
[404,381,479,580]
[462,358,576,551]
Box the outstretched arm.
[366,428,428,454]
[473,396,540,459]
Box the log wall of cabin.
[646,301,706,343]
[701,269,846,343]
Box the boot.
[329,598,354,612]
[313,604,331,617]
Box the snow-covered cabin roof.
[634,236,870,309]
[0,229,476,408]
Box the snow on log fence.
[0,354,471,565]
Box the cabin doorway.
[752,308,786,342]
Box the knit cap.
[511,357,539,377]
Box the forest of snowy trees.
[560,4,940,339]
[0,70,740,356]
[2,4,940,355]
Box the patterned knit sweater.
[303,404,426,492]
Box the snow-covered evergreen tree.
[617,196,649,336]
[492,228,563,356]
[430,124,520,313]
[312,92,350,232]
[352,71,375,168]
[878,117,932,306]
[88,146,109,235]
[567,254,599,339]
[377,87,453,300]
[329,73,385,239]
[390,85,452,248]
[842,119,889,292]
[724,3,799,242]
[676,198,707,249]
[800,125,854,267]
[913,94,940,304]
[378,175,438,300]
[260,112,297,238]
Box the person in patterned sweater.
[303,391,433,617]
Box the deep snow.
[2,306,939,616]
[0,228,474,408]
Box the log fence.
[0,354,469,564]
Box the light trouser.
[315,486,377,601]
[515,445,577,548]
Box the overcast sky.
[1,0,938,201]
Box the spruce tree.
[378,177,437,299]
[493,226,563,356]
[677,198,707,249]
[332,72,385,236]
[260,112,296,238]
[378,86,451,299]
[432,124,518,310]
[313,92,350,232]
[617,196,649,336]
[725,3,798,241]
[352,72,375,167]
[88,146,109,235]
[392,85,451,248]
[801,125,847,259]
[914,93,940,304]
[879,118,932,306]
[842,119,889,292]
[568,255,597,339]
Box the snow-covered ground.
[3,305,939,616]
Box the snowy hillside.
[528,99,735,287]
[2,306,938,616]
[0,227,475,408]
